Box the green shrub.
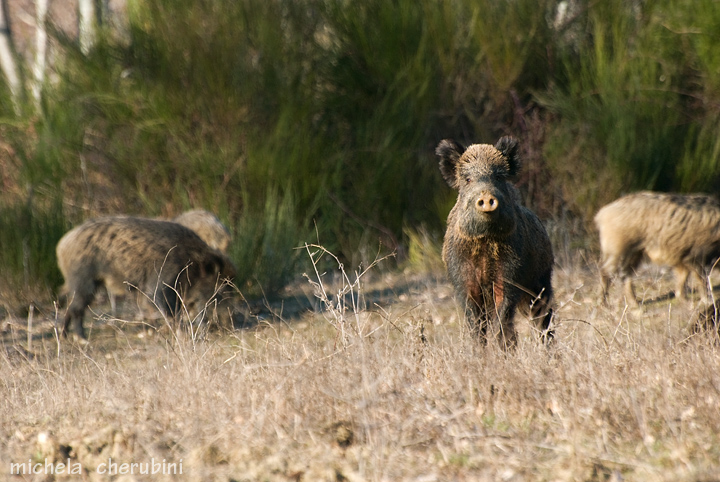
[4,0,720,302]
[0,198,68,296]
[231,187,309,297]
[541,0,720,215]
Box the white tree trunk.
[0,0,22,114]
[32,0,49,107]
[78,0,96,54]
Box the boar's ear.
[436,139,464,189]
[495,136,521,178]
[201,254,223,278]
[209,253,236,281]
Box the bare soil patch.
[1,260,719,481]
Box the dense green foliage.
[1,0,720,302]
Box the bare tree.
[0,0,23,114]
[78,0,97,54]
[33,0,49,107]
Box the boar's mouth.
[458,214,516,239]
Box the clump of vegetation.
[1,0,720,305]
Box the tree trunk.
[78,0,97,54]
[0,0,22,114]
[33,0,49,107]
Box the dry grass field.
[1,248,720,482]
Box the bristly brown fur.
[56,216,237,339]
[595,191,720,306]
[436,136,554,349]
[173,209,232,254]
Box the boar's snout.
[458,186,515,238]
[476,192,499,213]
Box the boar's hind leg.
[62,283,96,339]
[529,297,554,345]
[538,308,554,344]
[532,271,554,344]
[621,276,639,307]
[686,264,712,302]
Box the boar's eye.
[465,176,472,184]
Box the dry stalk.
[302,243,393,348]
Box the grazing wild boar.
[595,191,720,306]
[173,209,232,254]
[57,216,236,339]
[436,136,554,349]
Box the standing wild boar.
[57,216,236,339]
[595,191,720,306]
[436,136,554,349]
[173,209,232,254]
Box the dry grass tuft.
[1,251,720,481]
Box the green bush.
[231,187,309,297]
[2,0,720,301]
[541,0,720,216]
[0,199,67,295]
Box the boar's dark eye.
[465,176,472,184]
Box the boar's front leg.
[464,293,490,343]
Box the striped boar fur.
[595,191,720,306]
[57,216,236,339]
